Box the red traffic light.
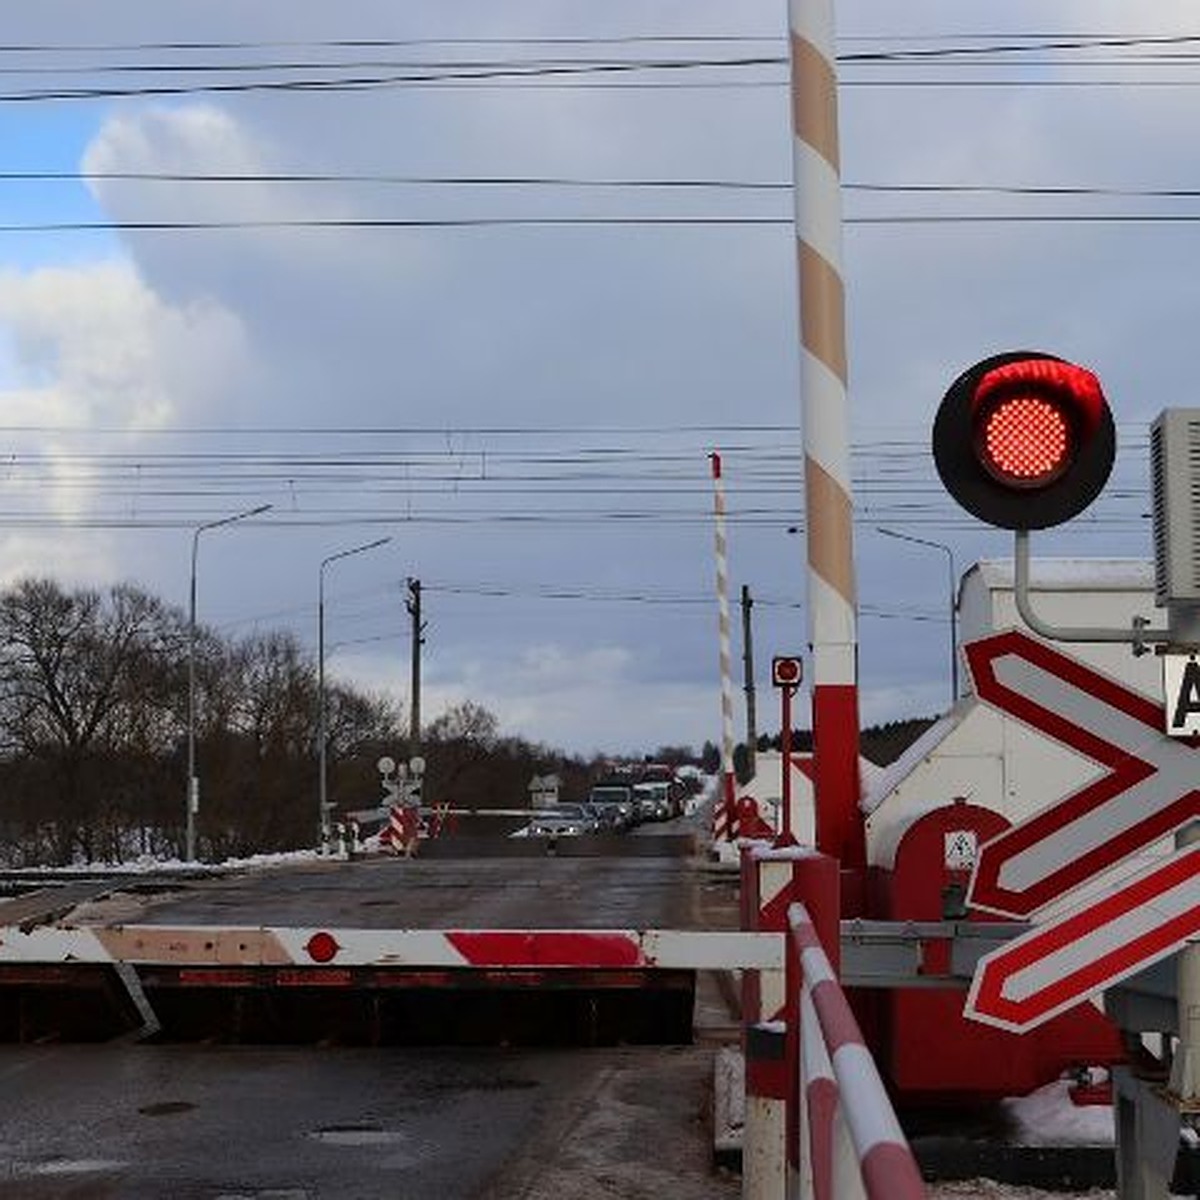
[933,352,1115,530]
[771,656,803,687]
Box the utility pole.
[741,584,758,779]
[406,578,425,755]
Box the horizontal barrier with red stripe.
[0,925,784,972]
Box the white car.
[528,804,595,837]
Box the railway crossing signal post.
[771,656,803,847]
[932,351,1200,1196]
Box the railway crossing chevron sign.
[963,630,1200,919]
[965,842,1200,1032]
[959,630,1200,1032]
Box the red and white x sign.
[964,631,1200,919]
[965,842,1200,1031]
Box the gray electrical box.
[1151,408,1200,604]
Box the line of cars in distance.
[527,767,690,838]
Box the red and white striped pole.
[711,451,738,845]
[788,0,863,866]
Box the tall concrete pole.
[186,502,271,862]
[741,583,758,780]
[788,0,863,866]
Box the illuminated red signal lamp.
[933,351,1116,530]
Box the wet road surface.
[0,1041,737,1199]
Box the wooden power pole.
[406,578,425,754]
[741,584,757,779]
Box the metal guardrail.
[791,903,927,1200]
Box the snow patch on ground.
[1003,1079,1114,1147]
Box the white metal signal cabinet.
[864,559,1160,886]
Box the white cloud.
[346,639,718,756]
[0,259,249,431]
[0,259,251,584]
[0,2,1183,755]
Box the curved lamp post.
[187,503,272,862]
[318,536,391,850]
[876,526,959,705]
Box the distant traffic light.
[932,351,1116,530]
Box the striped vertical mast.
[788,0,864,865]
[711,452,738,841]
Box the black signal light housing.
[932,351,1116,530]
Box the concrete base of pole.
[743,1096,787,1200]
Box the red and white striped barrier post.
[788,0,864,868]
[742,845,802,1025]
[790,902,926,1199]
[710,451,739,847]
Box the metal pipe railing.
[789,902,926,1199]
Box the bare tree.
[0,579,180,862]
[425,701,499,749]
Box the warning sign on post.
[1163,654,1200,737]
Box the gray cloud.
[0,2,1183,751]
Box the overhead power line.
[0,30,1195,61]
[16,170,1200,203]
[0,33,1200,102]
[7,213,1200,234]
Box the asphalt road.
[0,815,744,1196]
[65,845,739,934]
[0,1041,738,1199]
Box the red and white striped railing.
[789,902,925,1199]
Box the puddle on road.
[309,1124,409,1147]
[19,1158,126,1176]
[139,1100,196,1117]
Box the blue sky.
[0,103,121,268]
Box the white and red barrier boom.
[0,925,782,972]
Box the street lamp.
[876,526,959,705]
[318,536,391,851]
[187,503,272,862]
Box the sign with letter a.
[1164,654,1200,737]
